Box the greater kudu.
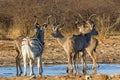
[48,15,97,75]
[75,14,98,74]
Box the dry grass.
[0,0,120,39]
[96,15,120,38]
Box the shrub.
[0,0,120,39]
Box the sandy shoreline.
[0,39,120,67]
[0,74,120,80]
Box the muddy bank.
[0,74,120,80]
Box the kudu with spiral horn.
[75,14,98,74]
[48,15,97,75]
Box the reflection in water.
[0,64,120,77]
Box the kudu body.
[15,37,23,76]
[49,15,97,75]
[51,26,87,75]
[75,14,98,74]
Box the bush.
[96,14,120,38]
[0,0,120,39]
[0,14,13,39]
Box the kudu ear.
[58,17,66,30]
[75,17,79,25]
[34,15,41,29]
[40,15,52,29]
[74,13,85,27]
[51,24,58,31]
[57,23,64,31]
[42,23,48,28]
[91,21,95,28]
[74,14,80,23]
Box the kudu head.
[47,15,64,38]
[51,23,64,38]
[34,16,48,45]
[75,14,98,35]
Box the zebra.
[21,16,47,76]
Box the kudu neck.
[36,29,44,45]
[56,37,67,47]
[84,32,92,47]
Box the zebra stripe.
[22,37,43,51]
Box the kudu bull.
[75,14,98,74]
[48,15,98,75]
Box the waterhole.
[0,64,120,76]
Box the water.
[0,64,120,77]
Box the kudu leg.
[81,52,87,75]
[92,51,97,74]
[67,54,73,75]
[87,49,97,74]
[18,59,23,76]
[29,59,34,76]
[23,56,27,76]
[16,55,19,76]
[37,56,43,77]
[16,54,22,76]
[73,53,79,75]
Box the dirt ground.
[0,74,120,80]
[0,38,120,80]
[0,38,120,66]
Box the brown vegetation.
[0,0,120,39]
